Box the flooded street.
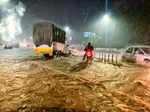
[0,48,150,112]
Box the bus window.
[38,32,42,42]
[43,32,45,41]
[60,32,62,43]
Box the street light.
[101,14,110,24]
[102,14,110,23]
[65,26,70,32]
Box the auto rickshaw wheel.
[43,54,53,59]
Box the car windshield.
[141,48,150,54]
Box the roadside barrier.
[95,52,121,66]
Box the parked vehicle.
[33,22,68,57]
[121,45,150,64]
[4,42,13,49]
[4,44,13,49]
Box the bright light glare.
[0,0,9,6]
[0,1,25,42]
[93,33,96,36]
[0,15,22,41]
[102,14,110,22]
[65,26,70,32]
[16,2,26,16]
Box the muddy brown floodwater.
[0,48,150,112]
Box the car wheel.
[143,59,150,67]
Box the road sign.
[84,32,91,38]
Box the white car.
[121,45,150,64]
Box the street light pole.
[105,24,107,48]
[105,0,108,48]
[105,0,108,12]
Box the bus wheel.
[43,54,53,59]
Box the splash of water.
[0,1,26,42]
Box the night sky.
[19,0,105,43]
[20,0,146,29]
[21,0,102,26]
[17,0,150,46]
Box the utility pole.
[105,0,108,12]
[105,0,108,48]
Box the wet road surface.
[0,48,150,112]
